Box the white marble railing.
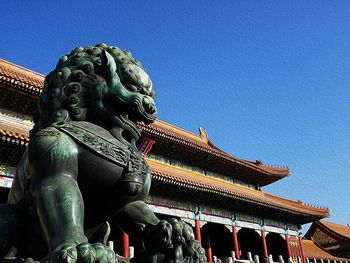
[306,258,348,263]
[212,251,294,263]
[214,253,350,263]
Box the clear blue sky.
[1,1,349,231]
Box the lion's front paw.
[157,220,173,249]
[143,220,173,254]
[47,243,116,263]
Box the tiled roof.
[0,119,329,219]
[0,113,329,218]
[0,112,32,147]
[0,111,33,135]
[0,58,331,218]
[148,158,329,218]
[0,57,290,182]
[0,129,29,147]
[319,221,350,239]
[303,240,349,261]
[0,59,44,96]
[141,120,290,179]
[0,126,329,219]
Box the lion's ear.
[101,50,117,86]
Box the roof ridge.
[143,121,290,179]
[321,220,350,228]
[154,120,210,144]
[256,161,289,169]
[264,193,329,212]
[0,58,45,77]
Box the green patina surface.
[0,44,206,263]
[49,134,78,161]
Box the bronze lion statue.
[0,44,206,263]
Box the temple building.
[303,221,350,260]
[0,58,348,263]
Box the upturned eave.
[148,158,329,222]
[1,58,290,186]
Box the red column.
[232,226,241,259]
[195,220,202,246]
[298,236,306,263]
[285,234,292,259]
[121,231,129,258]
[207,235,213,263]
[138,137,156,156]
[261,230,268,263]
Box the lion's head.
[32,43,157,140]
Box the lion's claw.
[48,243,115,263]
[143,220,173,254]
[57,245,77,263]
[77,243,95,263]
[93,243,109,263]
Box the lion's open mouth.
[120,80,157,124]
[128,95,157,124]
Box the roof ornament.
[255,160,263,165]
[198,126,209,142]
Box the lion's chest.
[76,145,150,227]
[77,147,127,226]
[56,122,149,226]
[78,147,124,192]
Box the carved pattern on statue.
[0,43,207,263]
[59,123,131,166]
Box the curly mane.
[32,43,145,137]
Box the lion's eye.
[140,87,150,95]
[124,83,139,92]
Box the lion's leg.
[28,130,88,252]
[29,131,116,263]
[33,176,88,250]
[0,203,26,258]
[33,176,116,263]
